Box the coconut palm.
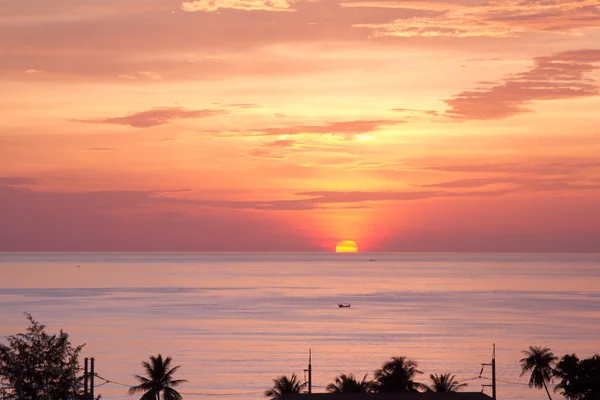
[128,354,187,400]
[374,356,424,393]
[424,373,467,392]
[520,346,558,400]
[327,373,375,393]
[264,374,306,399]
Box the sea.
[1,252,599,400]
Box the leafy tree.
[554,354,600,400]
[554,354,582,400]
[326,373,375,393]
[0,313,85,400]
[520,345,558,400]
[424,373,467,392]
[374,356,424,393]
[128,354,187,400]
[264,374,306,399]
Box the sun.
[335,240,358,253]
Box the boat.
[338,303,351,308]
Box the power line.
[94,373,263,397]
[93,374,131,388]
[179,391,262,396]
[480,376,529,386]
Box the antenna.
[480,344,496,400]
[302,349,312,394]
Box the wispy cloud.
[416,176,600,192]
[218,119,402,138]
[443,49,600,120]
[75,107,227,128]
[0,177,39,186]
[423,160,600,175]
[181,0,296,12]
[352,0,600,37]
[242,138,346,159]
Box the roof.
[280,393,493,400]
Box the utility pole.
[84,358,88,397]
[480,343,496,400]
[303,349,312,394]
[90,358,95,400]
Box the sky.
[1,0,600,252]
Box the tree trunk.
[543,380,552,400]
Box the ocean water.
[1,252,599,400]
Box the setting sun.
[335,240,358,253]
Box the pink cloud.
[75,107,228,128]
[443,49,600,120]
[353,0,600,37]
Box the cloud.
[0,177,38,185]
[423,160,600,175]
[181,0,296,12]
[416,176,600,193]
[443,49,600,120]
[137,71,162,79]
[25,69,44,74]
[75,107,227,128]
[219,119,402,138]
[391,108,441,116]
[0,183,316,251]
[87,147,115,151]
[352,0,600,37]
[242,137,347,159]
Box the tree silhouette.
[520,346,558,400]
[128,354,186,400]
[424,373,467,392]
[374,356,424,393]
[0,313,84,400]
[327,373,375,393]
[264,374,306,399]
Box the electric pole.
[84,358,88,397]
[303,349,312,394]
[90,358,95,400]
[480,343,496,400]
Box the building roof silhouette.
[280,393,493,400]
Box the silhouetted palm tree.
[374,356,424,393]
[128,354,187,400]
[424,373,467,392]
[327,373,375,393]
[264,374,306,399]
[520,346,558,400]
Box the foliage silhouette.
[264,374,306,399]
[520,345,558,400]
[553,353,600,400]
[424,373,467,392]
[374,356,424,393]
[0,313,84,400]
[326,373,375,393]
[128,354,187,400]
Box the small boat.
[338,303,351,308]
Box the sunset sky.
[1,0,600,252]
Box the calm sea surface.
[1,253,599,400]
